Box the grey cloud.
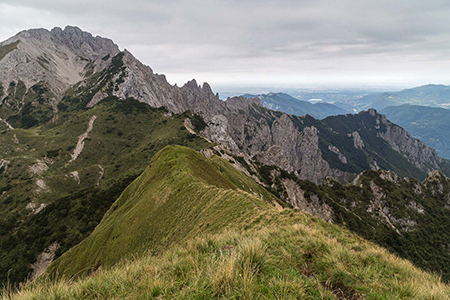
[1,0,450,87]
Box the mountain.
[13,146,448,299]
[2,27,449,185]
[242,92,348,119]
[382,104,450,159]
[204,103,450,183]
[360,84,450,110]
[3,26,450,291]
[44,145,450,283]
[0,26,119,127]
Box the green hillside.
[0,97,211,286]
[4,146,450,299]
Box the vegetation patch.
[0,41,19,61]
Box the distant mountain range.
[382,104,450,159]
[242,84,450,114]
[241,90,450,161]
[361,84,450,110]
[242,92,348,119]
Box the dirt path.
[0,117,14,129]
[69,115,97,163]
[97,164,104,185]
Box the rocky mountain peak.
[51,25,83,35]
[183,79,199,89]
[365,108,378,117]
[0,26,120,101]
[8,26,119,58]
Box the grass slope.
[47,145,279,278]
[5,147,450,299]
[256,160,450,282]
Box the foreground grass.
[3,146,450,299]
[4,209,450,299]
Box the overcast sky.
[1,0,450,89]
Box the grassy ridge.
[47,146,279,278]
[4,147,450,299]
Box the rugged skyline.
[1,0,450,88]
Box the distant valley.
[361,84,450,110]
[241,92,348,119]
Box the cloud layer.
[1,0,450,87]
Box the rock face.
[86,50,225,117]
[1,26,450,183]
[282,178,333,222]
[373,109,448,174]
[0,26,119,100]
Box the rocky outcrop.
[25,202,47,215]
[282,178,333,222]
[328,145,347,164]
[423,170,450,196]
[30,242,60,281]
[203,114,240,151]
[367,181,401,234]
[28,160,49,175]
[349,131,365,149]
